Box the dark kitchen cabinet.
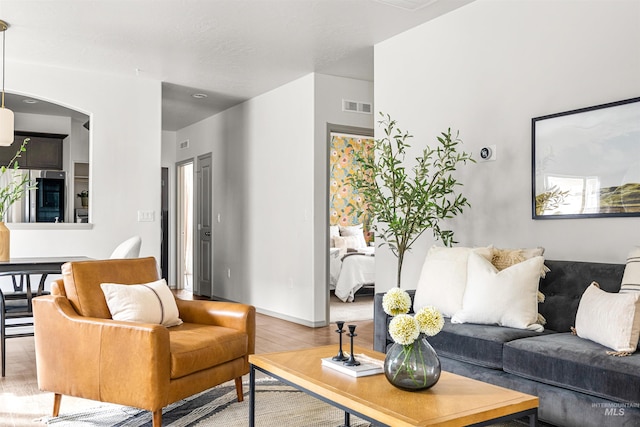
[0,131,66,170]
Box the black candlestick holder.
[344,324,360,366]
[332,321,349,361]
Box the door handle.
[204,231,211,237]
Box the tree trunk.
[396,251,404,288]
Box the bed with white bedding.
[330,247,375,302]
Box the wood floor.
[0,294,373,426]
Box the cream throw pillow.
[413,246,493,317]
[332,235,362,251]
[575,282,640,353]
[452,253,545,332]
[621,247,640,294]
[490,246,549,324]
[101,279,183,327]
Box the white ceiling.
[0,0,474,131]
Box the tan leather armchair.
[33,257,255,427]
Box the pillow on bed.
[339,224,367,248]
[329,226,340,247]
[333,235,362,251]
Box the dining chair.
[109,236,142,259]
[0,271,52,377]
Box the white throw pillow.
[451,253,544,332]
[413,246,493,317]
[338,224,367,249]
[575,282,640,353]
[329,226,340,247]
[101,279,183,327]
[621,247,640,294]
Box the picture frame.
[532,96,640,219]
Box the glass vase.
[384,335,441,391]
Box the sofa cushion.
[503,333,640,403]
[169,323,248,379]
[424,318,545,369]
[539,260,624,332]
[61,257,160,319]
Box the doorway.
[326,124,374,323]
[195,153,213,298]
[176,160,193,292]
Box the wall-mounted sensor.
[479,145,497,162]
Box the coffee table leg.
[249,365,256,427]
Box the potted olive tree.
[0,138,36,260]
[350,114,474,287]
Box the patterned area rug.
[41,378,527,426]
[41,379,370,426]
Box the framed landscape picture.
[532,97,640,219]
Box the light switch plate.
[137,210,155,222]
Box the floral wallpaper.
[329,133,374,241]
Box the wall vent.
[342,99,373,114]
[179,139,190,149]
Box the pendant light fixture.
[0,20,13,146]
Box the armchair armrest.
[175,299,256,355]
[33,295,171,410]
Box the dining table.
[0,256,91,296]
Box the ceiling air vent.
[179,139,190,149]
[342,99,373,114]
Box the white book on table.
[321,355,384,377]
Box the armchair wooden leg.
[52,393,62,417]
[235,377,244,402]
[152,409,162,427]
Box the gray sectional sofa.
[374,260,640,426]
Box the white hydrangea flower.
[389,314,420,345]
[415,306,444,337]
[382,288,411,316]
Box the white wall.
[374,0,640,292]
[176,74,316,323]
[6,61,162,261]
[313,74,374,322]
[162,130,177,286]
[175,73,373,325]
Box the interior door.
[160,167,169,281]
[195,153,213,298]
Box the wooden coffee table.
[249,345,538,427]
